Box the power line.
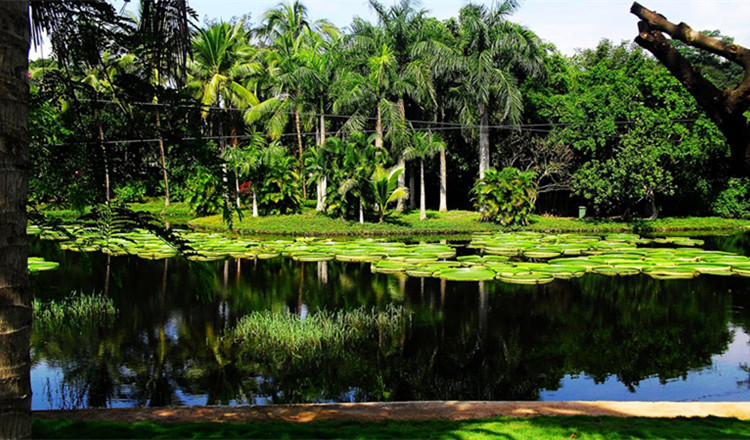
[76,98,700,131]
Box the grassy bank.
[33,416,750,439]
[188,209,750,236]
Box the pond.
[28,231,750,409]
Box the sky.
[31,1,750,57]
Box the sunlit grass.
[227,306,407,357]
[32,415,750,439]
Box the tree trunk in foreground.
[631,2,750,172]
[0,2,31,438]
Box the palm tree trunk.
[409,167,416,210]
[295,110,306,199]
[155,108,170,207]
[396,98,407,212]
[252,190,258,217]
[230,126,241,209]
[316,113,327,211]
[95,106,111,205]
[375,105,383,149]
[479,101,490,180]
[420,159,426,221]
[0,3,31,438]
[359,198,365,224]
[439,145,447,212]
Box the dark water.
[29,233,750,409]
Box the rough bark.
[631,2,750,171]
[479,101,490,180]
[439,145,447,212]
[0,2,31,438]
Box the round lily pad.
[436,267,497,281]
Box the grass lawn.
[188,209,750,237]
[33,416,750,439]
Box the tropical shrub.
[370,165,408,223]
[113,182,146,203]
[256,144,303,215]
[713,178,750,218]
[472,167,537,226]
[184,166,222,216]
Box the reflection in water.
[28,234,750,409]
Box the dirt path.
[33,401,750,424]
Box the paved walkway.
[33,401,750,424]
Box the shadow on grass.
[33,416,750,439]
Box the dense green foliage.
[472,167,537,225]
[27,1,745,221]
[713,177,750,219]
[31,415,750,439]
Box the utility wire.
[76,98,701,131]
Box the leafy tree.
[472,167,537,226]
[538,41,726,217]
[631,3,750,173]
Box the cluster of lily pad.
[27,225,750,283]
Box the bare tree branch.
[631,2,750,170]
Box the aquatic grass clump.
[227,306,407,358]
[33,292,117,334]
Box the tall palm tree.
[129,0,196,208]
[452,2,544,180]
[254,1,335,199]
[296,30,343,210]
[351,0,436,210]
[188,21,260,208]
[404,131,445,220]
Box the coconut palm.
[404,132,446,220]
[452,2,543,179]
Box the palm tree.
[129,0,196,208]
[370,165,409,223]
[254,0,335,199]
[453,2,543,179]
[188,21,260,208]
[404,131,445,220]
[361,0,436,211]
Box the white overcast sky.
[31,1,750,57]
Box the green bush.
[113,182,146,203]
[472,167,537,226]
[713,177,750,218]
[184,166,222,216]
